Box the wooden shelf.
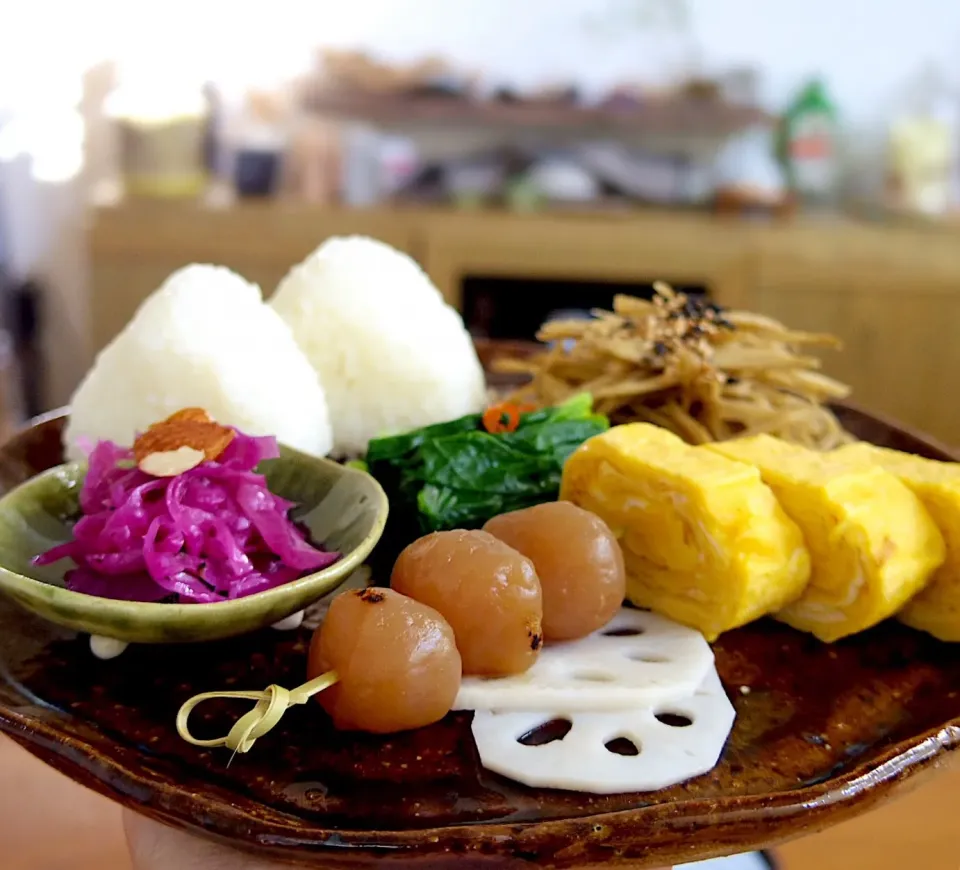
[302,90,771,137]
[87,202,960,446]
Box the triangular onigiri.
[271,236,486,456]
[65,264,333,459]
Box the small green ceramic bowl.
[0,436,388,644]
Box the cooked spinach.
[365,394,608,532]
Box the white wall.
[3,0,959,123]
[304,0,960,124]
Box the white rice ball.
[270,236,487,456]
[65,264,333,460]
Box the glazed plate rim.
[2,702,958,862]
[2,401,960,865]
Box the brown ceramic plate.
[1,407,960,869]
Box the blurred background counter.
[90,200,960,447]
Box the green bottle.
[778,79,839,208]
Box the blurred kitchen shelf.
[303,91,772,138]
[89,199,960,447]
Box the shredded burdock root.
[494,282,854,450]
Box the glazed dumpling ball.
[309,587,462,733]
[391,530,543,677]
[484,501,625,641]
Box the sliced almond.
[133,408,235,465]
[138,446,206,478]
[166,407,214,425]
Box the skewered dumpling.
[836,442,960,642]
[709,435,945,642]
[560,423,810,641]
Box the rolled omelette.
[559,423,810,641]
[709,435,945,643]
[836,442,960,642]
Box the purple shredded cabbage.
[35,431,340,603]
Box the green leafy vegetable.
[365,394,608,532]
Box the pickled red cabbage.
[35,432,340,603]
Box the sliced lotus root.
[470,667,735,794]
[455,608,714,713]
